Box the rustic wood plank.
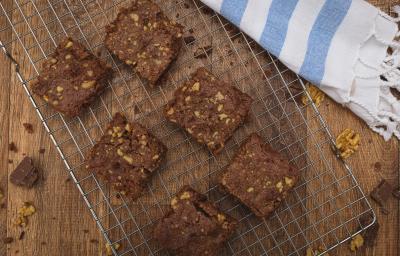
[0,0,12,254]
[0,0,104,255]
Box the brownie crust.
[32,37,112,117]
[221,133,300,218]
[164,67,252,154]
[105,0,183,85]
[86,113,166,200]
[153,186,237,256]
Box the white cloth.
[200,0,400,141]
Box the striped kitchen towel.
[200,0,400,141]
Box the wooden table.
[0,0,399,255]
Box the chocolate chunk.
[9,142,17,152]
[183,36,195,45]
[358,214,379,248]
[39,148,46,154]
[220,133,300,217]
[370,179,393,207]
[22,123,34,133]
[3,237,13,244]
[31,38,113,117]
[164,67,252,154]
[10,157,39,188]
[154,186,237,256]
[90,239,99,244]
[18,231,25,240]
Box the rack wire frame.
[0,0,377,255]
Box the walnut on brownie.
[153,186,237,256]
[164,67,252,154]
[220,133,300,218]
[86,113,167,200]
[104,0,183,85]
[31,37,112,117]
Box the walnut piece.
[180,191,191,200]
[350,234,364,252]
[335,128,360,159]
[302,83,325,107]
[15,202,36,227]
[106,243,121,256]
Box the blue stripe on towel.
[259,0,299,57]
[220,0,248,26]
[299,0,352,85]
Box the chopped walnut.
[180,191,191,200]
[18,202,36,217]
[65,41,73,48]
[335,128,360,159]
[15,202,36,227]
[81,80,96,89]
[166,107,174,115]
[191,82,200,91]
[302,83,325,107]
[350,234,364,252]
[170,197,178,209]
[284,176,294,187]
[106,243,121,256]
[217,213,226,223]
[276,181,283,192]
[246,187,254,193]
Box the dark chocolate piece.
[164,67,252,154]
[183,36,195,45]
[18,231,25,240]
[359,215,379,248]
[86,113,166,200]
[105,0,183,85]
[370,179,393,207]
[220,133,300,218]
[22,123,34,133]
[153,186,237,256]
[31,38,113,117]
[10,157,39,188]
[3,237,13,244]
[8,142,17,152]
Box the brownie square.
[153,186,237,256]
[221,133,300,218]
[105,0,183,85]
[86,113,166,200]
[31,38,112,117]
[164,68,252,154]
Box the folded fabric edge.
[349,9,400,141]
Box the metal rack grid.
[0,0,376,255]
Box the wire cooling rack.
[0,0,376,255]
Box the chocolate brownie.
[105,0,183,85]
[221,133,300,218]
[164,67,252,154]
[31,38,112,117]
[153,186,237,256]
[86,113,166,200]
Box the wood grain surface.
[0,0,399,256]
